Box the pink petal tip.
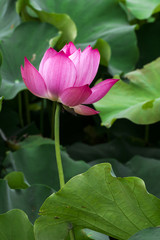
[73,105,99,116]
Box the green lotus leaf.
[0,21,60,99]
[36,163,160,240]
[0,209,35,240]
[94,58,160,127]
[124,0,160,20]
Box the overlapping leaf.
[124,0,160,20]
[95,58,160,127]
[35,163,160,240]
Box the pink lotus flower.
[21,42,119,115]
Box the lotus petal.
[60,85,91,107]
[21,57,48,98]
[83,79,119,104]
[74,46,100,86]
[41,52,77,97]
[73,104,99,115]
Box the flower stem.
[69,229,75,240]
[54,103,74,239]
[51,102,56,139]
[54,103,65,188]
[18,92,24,128]
[40,99,44,135]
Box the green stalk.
[54,103,65,188]
[18,93,24,127]
[51,102,56,139]
[24,91,31,124]
[40,99,44,134]
[54,103,75,239]
[69,230,75,240]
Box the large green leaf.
[0,179,53,223]
[24,0,138,74]
[128,227,160,240]
[3,136,90,190]
[94,58,160,127]
[124,0,160,20]
[0,22,60,99]
[0,209,35,240]
[0,0,20,40]
[35,163,160,240]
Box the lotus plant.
[21,42,119,190]
[21,42,119,115]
